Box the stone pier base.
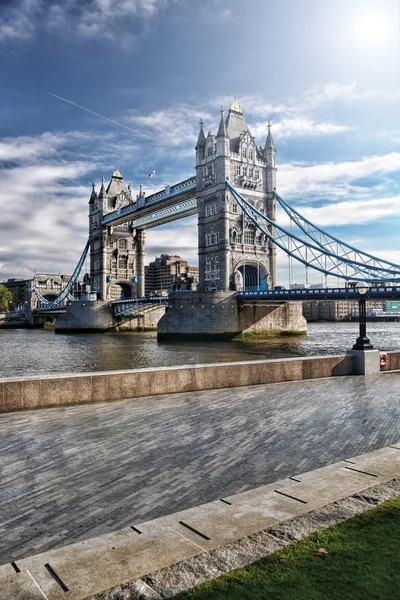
[157,291,307,340]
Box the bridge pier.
[157,291,307,340]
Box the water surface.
[0,322,399,378]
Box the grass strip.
[176,496,400,600]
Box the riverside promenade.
[1,372,399,567]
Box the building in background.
[1,274,73,310]
[302,299,400,321]
[145,255,199,296]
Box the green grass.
[175,496,400,600]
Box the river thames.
[1,321,399,378]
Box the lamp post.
[353,281,373,350]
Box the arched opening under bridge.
[235,263,268,292]
[108,281,134,300]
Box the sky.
[0,0,399,286]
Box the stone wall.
[239,301,307,333]
[158,292,307,340]
[116,304,166,330]
[158,291,240,340]
[0,353,356,412]
[55,301,115,332]
[1,351,399,413]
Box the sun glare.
[354,9,397,46]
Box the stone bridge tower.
[89,168,145,300]
[196,98,276,291]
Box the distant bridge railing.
[239,286,400,301]
[102,176,196,226]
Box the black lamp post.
[353,281,373,350]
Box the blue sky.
[0,0,399,285]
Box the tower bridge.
[31,96,400,336]
[88,97,277,303]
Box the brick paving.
[0,374,399,565]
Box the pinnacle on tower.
[98,176,106,199]
[265,121,276,152]
[112,165,123,179]
[230,95,242,113]
[89,182,97,204]
[217,106,229,137]
[195,118,206,149]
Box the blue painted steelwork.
[274,190,400,274]
[32,240,90,309]
[128,197,197,229]
[102,176,196,227]
[239,286,400,301]
[227,180,400,283]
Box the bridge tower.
[196,98,276,291]
[88,168,145,300]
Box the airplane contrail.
[47,92,156,141]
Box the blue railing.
[239,286,400,301]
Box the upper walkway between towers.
[102,176,197,229]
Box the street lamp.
[353,281,373,350]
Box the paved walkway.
[1,374,399,565]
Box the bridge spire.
[265,121,276,152]
[98,176,106,199]
[89,182,97,204]
[195,118,206,150]
[217,106,228,138]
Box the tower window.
[242,148,247,158]
[118,238,127,250]
[255,169,259,179]
[232,203,238,213]
[243,166,247,176]
[236,164,241,175]
[207,165,213,176]
[244,231,255,245]
[207,146,213,156]
[249,149,253,160]
[205,232,220,246]
[118,257,127,269]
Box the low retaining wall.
[1,351,398,413]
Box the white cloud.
[298,195,400,227]
[126,104,213,148]
[0,0,37,42]
[0,131,93,162]
[305,81,400,107]
[0,0,166,44]
[252,117,349,140]
[278,152,400,198]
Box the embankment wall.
[1,351,398,413]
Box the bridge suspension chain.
[32,240,90,309]
[274,190,400,275]
[226,180,400,283]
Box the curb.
[1,445,399,600]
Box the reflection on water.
[1,322,400,378]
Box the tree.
[0,284,13,311]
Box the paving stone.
[0,374,399,564]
